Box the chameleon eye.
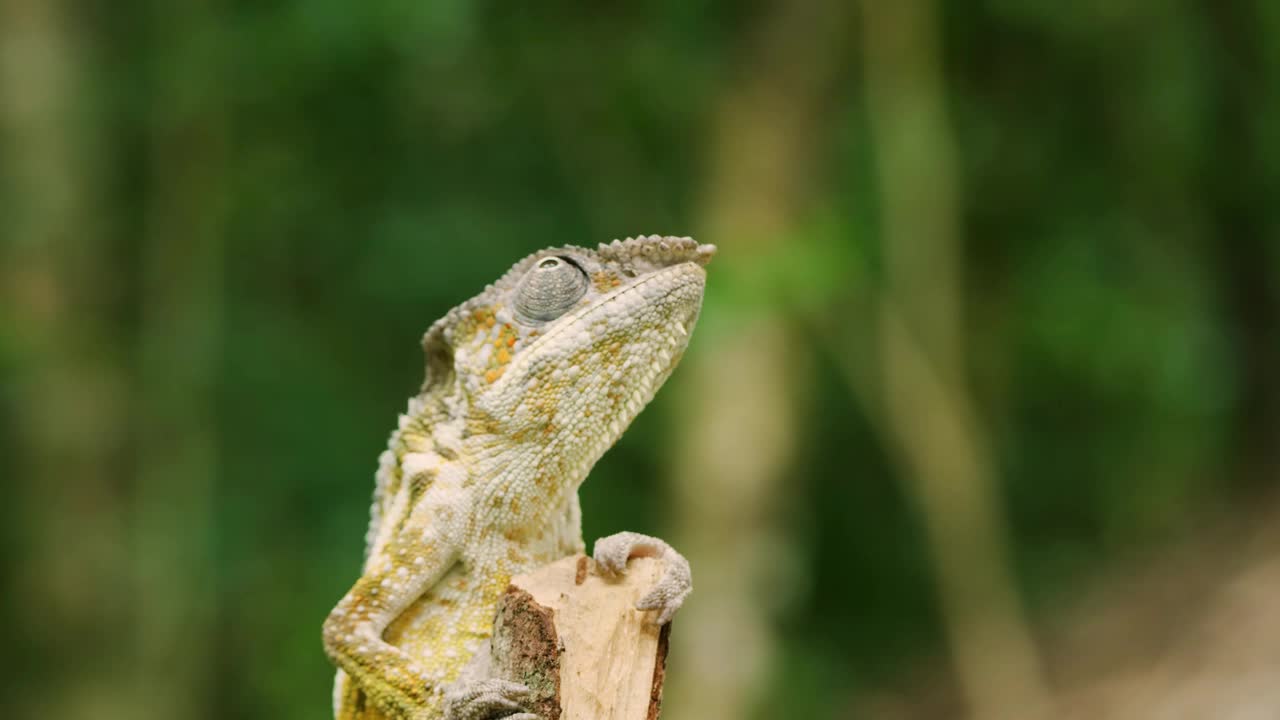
[515,255,590,323]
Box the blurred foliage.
[2,1,1278,719]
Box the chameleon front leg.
[324,526,460,719]
[325,521,538,720]
[593,531,692,625]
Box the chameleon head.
[419,235,714,500]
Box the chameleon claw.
[636,562,692,625]
[592,531,692,625]
[443,678,537,720]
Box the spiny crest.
[596,235,717,271]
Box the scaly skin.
[323,236,713,720]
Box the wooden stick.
[490,555,671,720]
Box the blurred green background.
[3,1,1279,719]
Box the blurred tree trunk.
[856,494,1280,720]
[664,2,848,719]
[131,1,227,718]
[858,1,1050,718]
[1203,0,1280,490]
[0,1,135,718]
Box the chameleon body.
[323,236,714,720]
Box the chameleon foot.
[443,678,538,720]
[592,531,692,625]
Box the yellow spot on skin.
[591,270,622,292]
[485,368,504,384]
[483,324,520,379]
[466,411,501,436]
[472,307,494,325]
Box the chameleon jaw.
[466,259,708,509]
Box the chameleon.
[323,236,715,720]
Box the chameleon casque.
[323,236,715,720]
